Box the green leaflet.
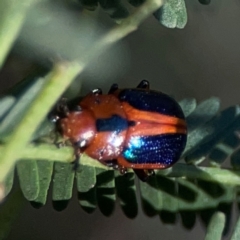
[31,160,54,208]
[52,162,75,210]
[77,165,96,192]
[77,165,97,213]
[204,212,226,240]
[153,0,187,29]
[183,97,221,159]
[182,97,221,163]
[179,98,197,117]
[96,168,116,216]
[0,77,46,138]
[3,168,14,197]
[186,97,220,133]
[0,96,15,120]
[16,160,39,201]
[115,171,138,218]
[184,105,240,163]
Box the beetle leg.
[137,80,150,89]
[92,88,102,95]
[54,138,80,170]
[103,161,127,174]
[108,84,118,94]
[119,166,128,175]
[133,169,155,182]
[72,147,81,171]
[104,159,119,170]
[72,141,86,171]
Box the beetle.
[53,80,187,181]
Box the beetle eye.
[49,114,59,123]
[73,105,82,112]
[79,139,87,148]
[92,88,102,95]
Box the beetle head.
[57,108,96,148]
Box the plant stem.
[2,143,240,186]
[21,144,109,169]
[81,0,164,65]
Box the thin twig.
[81,0,164,65]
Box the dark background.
[1,0,240,239]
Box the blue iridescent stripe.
[123,134,187,165]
